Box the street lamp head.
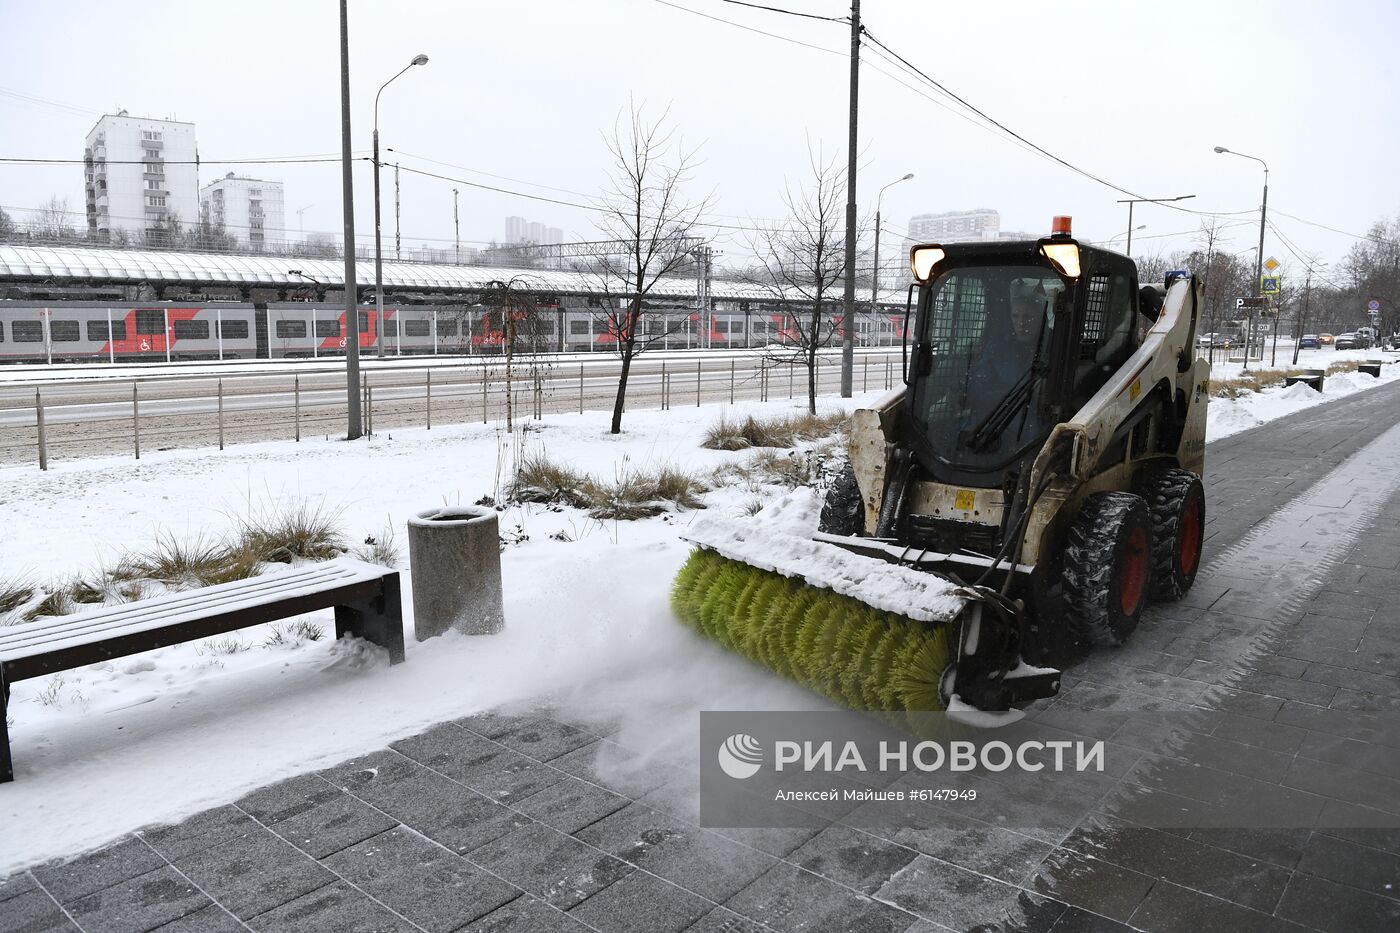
[411,54,429,66]
[901,173,914,181]
[1213,146,1228,154]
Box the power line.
[653,0,845,57]
[715,0,847,23]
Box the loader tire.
[1141,468,1205,601]
[818,462,865,536]
[1063,491,1152,647]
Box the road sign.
[1368,298,1381,311]
[1261,276,1281,294]
[1264,256,1281,273]
[1237,296,1266,310]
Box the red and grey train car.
[0,300,907,364]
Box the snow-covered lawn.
[2,353,1399,873]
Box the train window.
[438,320,459,337]
[570,320,590,335]
[87,320,127,341]
[173,320,209,340]
[314,319,340,338]
[136,309,164,335]
[276,320,307,339]
[405,319,430,337]
[219,319,249,339]
[381,319,398,337]
[358,311,370,332]
[534,319,556,335]
[50,320,80,341]
[12,321,43,342]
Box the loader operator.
[958,279,1056,453]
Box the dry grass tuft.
[234,503,346,564]
[702,411,847,450]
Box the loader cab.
[904,227,1140,490]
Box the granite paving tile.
[1128,879,1308,933]
[575,801,776,903]
[244,881,417,933]
[265,792,399,859]
[1273,872,1400,933]
[787,825,920,895]
[455,894,594,932]
[0,889,79,933]
[173,829,334,921]
[235,774,342,826]
[148,904,247,932]
[31,836,166,904]
[566,871,713,933]
[466,821,632,909]
[512,773,631,834]
[324,826,520,931]
[66,866,208,933]
[139,807,260,862]
[391,722,568,804]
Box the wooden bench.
[1284,369,1326,391]
[0,557,403,782]
[1359,360,1384,378]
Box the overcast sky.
[2,0,1396,285]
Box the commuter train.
[0,300,910,363]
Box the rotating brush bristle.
[671,548,954,713]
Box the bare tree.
[587,102,708,434]
[744,148,849,414]
[477,276,553,431]
[0,206,15,240]
[31,196,77,240]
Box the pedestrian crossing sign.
[1261,276,1281,294]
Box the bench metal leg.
[334,573,406,665]
[1,675,12,784]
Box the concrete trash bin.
[407,506,504,640]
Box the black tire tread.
[818,462,865,536]
[1063,491,1149,647]
[1140,467,1205,601]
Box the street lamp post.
[1115,194,1195,257]
[1214,146,1269,371]
[1105,224,1147,248]
[338,0,361,439]
[374,54,429,359]
[872,173,913,350]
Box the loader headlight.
[910,246,945,283]
[1038,241,1081,279]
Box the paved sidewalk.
[5,382,1400,933]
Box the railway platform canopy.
[0,243,887,305]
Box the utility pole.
[839,0,861,397]
[394,163,401,260]
[453,188,460,264]
[1293,266,1313,366]
[338,0,362,439]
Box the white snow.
[1206,358,1400,440]
[2,351,1398,873]
[686,488,968,623]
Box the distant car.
[1319,333,1335,345]
[1298,334,1321,349]
[1334,333,1360,350]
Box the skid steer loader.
[673,217,1209,721]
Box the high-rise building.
[906,208,1001,243]
[84,112,198,242]
[504,216,564,245]
[200,173,286,248]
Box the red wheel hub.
[1180,498,1202,577]
[1119,526,1149,615]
